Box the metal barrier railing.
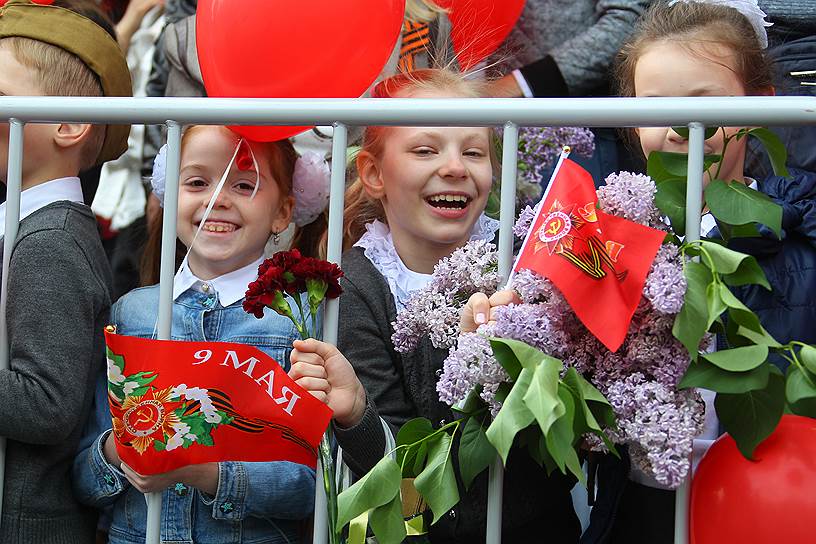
[1,95,815,544]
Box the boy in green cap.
[0,1,131,541]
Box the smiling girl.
[291,69,580,542]
[73,125,317,544]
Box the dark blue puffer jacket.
[729,168,816,355]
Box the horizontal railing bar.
[4,96,816,127]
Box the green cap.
[0,0,132,165]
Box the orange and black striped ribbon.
[398,20,431,73]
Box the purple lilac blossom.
[437,326,508,416]
[603,373,704,488]
[598,171,666,230]
[392,240,499,353]
[644,244,687,315]
[492,303,573,360]
[513,205,538,240]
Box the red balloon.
[196,0,404,142]
[436,0,525,71]
[690,415,816,543]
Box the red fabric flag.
[104,330,332,474]
[514,157,666,352]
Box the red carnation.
[291,258,344,300]
[243,250,344,340]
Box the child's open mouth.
[200,220,238,233]
[425,193,470,210]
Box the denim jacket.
[73,284,315,544]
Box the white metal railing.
[1,95,815,544]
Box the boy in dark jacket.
[0,1,130,541]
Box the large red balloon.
[436,0,525,71]
[196,0,404,141]
[690,415,816,543]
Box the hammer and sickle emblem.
[135,407,156,426]
[545,217,563,236]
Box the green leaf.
[702,345,769,372]
[484,189,501,220]
[337,456,401,532]
[562,368,616,432]
[735,325,782,349]
[722,257,771,290]
[451,384,487,416]
[523,356,565,436]
[458,416,495,490]
[671,126,720,140]
[698,240,753,275]
[411,442,429,479]
[368,496,407,544]
[800,345,816,375]
[489,337,549,376]
[679,357,770,393]
[153,440,166,452]
[717,284,772,337]
[414,433,459,524]
[705,282,727,330]
[395,418,435,447]
[785,366,816,418]
[486,367,535,464]
[704,179,782,238]
[647,150,721,181]
[544,386,585,484]
[396,418,435,478]
[672,261,712,359]
[715,366,785,459]
[654,178,687,235]
[746,128,790,177]
[785,366,816,405]
[714,220,762,242]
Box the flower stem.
[319,426,340,544]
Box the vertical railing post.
[674,121,705,544]
[488,121,519,544]
[147,120,182,544]
[315,122,348,544]
[0,119,24,519]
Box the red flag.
[514,157,665,352]
[104,330,332,474]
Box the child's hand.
[460,290,522,333]
[119,462,218,495]
[290,339,367,429]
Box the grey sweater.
[0,202,112,543]
[506,0,653,96]
[334,247,579,542]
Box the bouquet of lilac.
[437,171,704,488]
[391,239,500,353]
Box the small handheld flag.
[104,329,332,474]
[513,152,666,351]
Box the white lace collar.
[354,214,500,310]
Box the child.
[0,1,130,541]
[291,68,581,542]
[580,2,816,542]
[73,126,322,543]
